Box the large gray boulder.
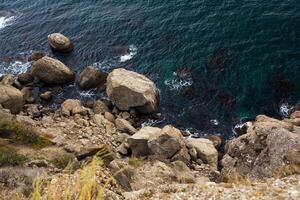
[78,66,107,90]
[127,126,161,157]
[48,33,74,52]
[106,68,159,114]
[148,125,185,159]
[0,85,24,114]
[31,56,75,84]
[221,115,300,180]
[186,138,218,170]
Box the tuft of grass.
[0,118,52,149]
[0,146,28,167]
[49,154,75,169]
[30,156,107,200]
[128,157,143,168]
[139,191,154,199]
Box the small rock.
[48,33,74,52]
[0,85,24,114]
[18,72,34,84]
[0,74,15,85]
[104,112,115,123]
[93,100,109,114]
[115,118,137,135]
[40,91,52,101]
[78,66,107,90]
[28,51,45,62]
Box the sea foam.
[0,61,31,77]
[0,16,15,30]
[119,45,137,62]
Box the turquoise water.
[0,0,299,137]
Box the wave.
[164,72,194,91]
[0,61,31,77]
[0,16,15,30]
[119,45,137,63]
[279,103,293,118]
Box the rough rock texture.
[0,85,24,114]
[78,66,107,90]
[106,68,159,114]
[115,118,137,135]
[221,115,300,179]
[61,99,88,116]
[48,33,74,52]
[128,126,161,157]
[31,56,75,84]
[18,73,34,84]
[148,125,185,159]
[0,74,15,85]
[187,138,218,170]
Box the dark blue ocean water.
[0,0,299,138]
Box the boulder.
[18,73,34,84]
[93,100,109,114]
[48,33,74,52]
[128,126,161,157]
[186,138,218,170]
[61,99,87,116]
[78,66,107,90]
[21,87,35,104]
[148,125,185,159]
[40,91,52,101]
[221,115,300,179]
[0,85,24,114]
[0,74,15,85]
[106,68,159,114]
[115,118,137,135]
[28,51,45,62]
[31,56,75,84]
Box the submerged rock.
[0,85,24,114]
[28,51,45,62]
[48,33,74,52]
[106,68,159,114]
[31,56,75,84]
[78,66,107,90]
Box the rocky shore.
[0,33,299,200]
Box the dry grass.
[29,148,122,200]
[0,145,28,167]
[0,118,52,149]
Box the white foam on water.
[279,103,293,118]
[119,45,137,63]
[93,58,118,73]
[0,16,15,29]
[210,119,219,126]
[164,77,193,91]
[0,61,31,77]
[79,90,97,98]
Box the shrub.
[0,118,52,149]
[0,146,28,167]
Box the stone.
[128,126,161,157]
[186,138,218,170]
[21,87,35,104]
[18,72,34,85]
[0,85,24,114]
[221,115,300,179]
[78,66,107,90]
[48,33,74,52]
[93,100,109,114]
[117,143,130,156]
[61,99,86,116]
[148,125,185,159]
[106,68,159,114]
[204,135,223,149]
[28,51,45,62]
[115,118,137,135]
[0,74,15,85]
[40,91,52,101]
[104,112,115,123]
[31,56,75,84]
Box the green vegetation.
[0,118,52,149]
[139,191,154,199]
[0,146,28,166]
[49,154,75,169]
[128,157,143,168]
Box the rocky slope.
[0,33,299,200]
